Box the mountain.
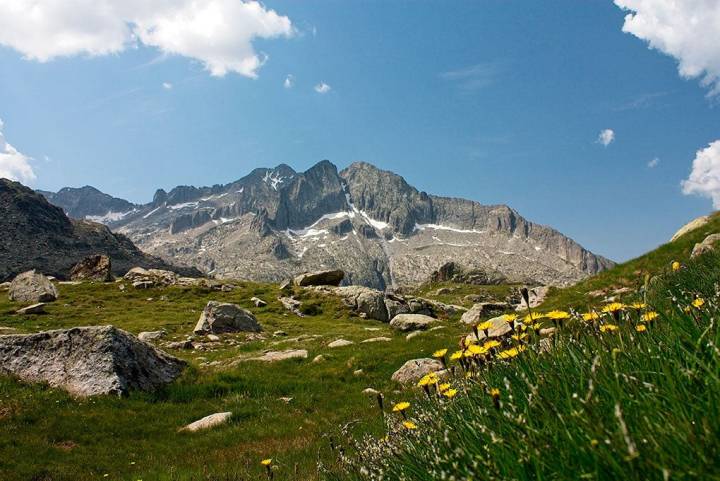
[0,179,199,281]
[38,186,137,222]
[40,161,614,289]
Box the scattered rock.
[0,326,185,397]
[312,354,326,363]
[362,388,380,396]
[463,315,512,344]
[279,279,293,291]
[9,270,58,303]
[294,269,345,287]
[279,396,293,403]
[278,296,304,317]
[389,314,437,332]
[193,301,262,335]
[165,340,195,350]
[671,215,710,242]
[461,302,510,325]
[118,284,126,291]
[123,267,178,288]
[138,330,166,342]
[69,254,113,282]
[328,339,354,348]
[16,303,46,315]
[514,286,550,311]
[206,334,221,342]
[0,282,11,291]
[430,261,506,285]
[245,349,308,362]
[691,233,720,258]
[434,287,452,295]
[405,331,424,340]
[273,330,288,337]
[251,297,268,307]
[181,412,232,432]
[391,358,445,384]
[353,369,364,376]
[361,337,392,343]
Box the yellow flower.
[450,350,463,361]
[692,298,706,309]
[630,302,647,309]
[443,388,458,399]
[490,388,500,398]
[402,420,417,430]
[466,344,487,356]
[547,310,570,320]
[672,261,681,272]
[483,340,501,350]
[261,459,272,466]
[504,314,519,322]
[524,312,546,323]
[498,346,526,359]
[417,373,439,387]
[582,312,600,321]
[432,348,448,359]
[511,333,528,342]
[476,320,494,331]
[392,402,410,412]
[602,303,625,313]
[635,324,647,333]
[438,383,451,392]
[641,311,658,322]
[600,324,619,333]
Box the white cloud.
[0,0,294,78]
[681,140,720,207]
[648,157,660,168]
[284,74,294,89]
[439,62,503,91]
[597,129,615,147]
[314,82,331,94]
[0,118,36,184]
[615,0,720,95]
[162,82,173,90]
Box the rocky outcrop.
[460,302,511,325]
[430,261,507,285]
[389,314,437,332]
[514,286,550,311]
[691,233,720,258]
[193,301,262,335]
[333,286,389,322]
[0,326,185,396]
[671,215,711,242]
[294,269,345,287]
[391,358,445,384]
[70,254,113,282]
[9,270,58,303]
[244,349,308,362]
[124,267,179,288]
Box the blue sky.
[0,0,719,263]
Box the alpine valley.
[39,160,613,289]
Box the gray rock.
[361,337,392,343]
[278,296,304,316]
[273,330,288,337]
[312,354,326,363]
[329,285,389,321]
[9,270,58,303]
[193,301,262,335]
[671,215,710,242]
[206,334,221,342]
[138,330,166,342]
[463,315,512,344]
[165,340,194,350]
[691,233,720,258]
[0,326,185,397]
[0,282,10,290]
[181,412,232,432]
[16,303,46,315]
[461,302,510,325]
[123,267,178,287]
[70,254,113,282]
[389,313,437,332]
[391,358,445,384]
[328,339,354,348]
[251,297,268,307]
[294,269,345,287]
[514,286,550,311]
[246,349,308,362]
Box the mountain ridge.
[38,160,614,289]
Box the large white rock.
[389,314,437,332]
[671,215,710,242]
[391,358,445,384]
[193,301,261,335]
[460,302,510,325]
[181,412,233,432]
[246,349,308,362]
[0,326,185,397]
[691,233,720,258]
[9,270,58,303]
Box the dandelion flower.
[602,303,625,314]
[672,261,681,272]
[524,312,546,323]
[630,302,647,309]
[392,402,410,412]
[600,324,619,333]
[402,420,418,430]
[641,311,658,322]
[417,373,439,387]
[511,333,528,342]
[635,324,647,333]
[692,298,705,309]
[438,383,451,392]
[504,314,519,322]
[498,346,525,359]
[582,312,599,321]
[547,310,570,320]
[476,320,494,331]
[450,350,463,361]
[443,388,458,399]
[432,348,448,359]
[261,459,272,466]
[490,388,500,398]
[483,340,501,350]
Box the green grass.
[0,279,483,481]
[326,248,720,481]
[539,212,720,311]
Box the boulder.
[69,254,113,282]
[251,297,268,307]
[138,330,166,342]
[461,302,510,325]
[328,339,354,348]
[16,303,46,315]
[9,270,58,303]
[123,267,178,288]
[671,215,710,242]
[279,296,304,316]
[463,315,512,344]
[361,337,392,343]
[691,233,720,258]
[514,286,549,311]
[181,412,232,432]
[294,269,345,287]
[193,301,262,335]
[389,314,437,332]
[391,358,445,384]
[0,326,185,397]
[246,349,308,362]
[333,286,389,322]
